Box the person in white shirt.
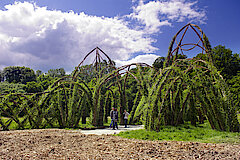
[123,110,130,128]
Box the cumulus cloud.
[0,2,157,72]
[129,0,206,33]
[0,1,206,72]
[115,54,159,67]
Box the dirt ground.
[0,129,239,159]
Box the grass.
[1,116,110,130]
[1,117,19,130]
[78,122,95,129]
[0,117,32,130]
[117,122,240,144]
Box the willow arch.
[142,23,240,132]
[166,23,212,66]
[0,24,239,132]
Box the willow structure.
[0,24,239,132]
[139,23,240,132]
[0,47,151,129]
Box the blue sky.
[0,0,239,72]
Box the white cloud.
[129,0,206,33]
[0,1,206,72]
[115,54,159,67]
[0,2,157,72]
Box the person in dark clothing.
[112,108,118,130]
[109,107,114,128]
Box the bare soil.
[0,129,239,159]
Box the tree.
[36,74,54,90]
[196,45,240,80]
[153,57,165,69]
[47,68,66,78]
[153,55,187,70]
[0,69,3,82]
[213,45,240,79]
[75,64,97,83]
[2,66,36,84]
[20,67,37,84]
[22,74,54,96]
[36,70,43,77]
[3,66,21,83]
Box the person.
[123,110,130,128]
[109,107,115,128]
[112,108,118,130]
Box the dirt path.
[0,129,239,159]
[80,125,144,135]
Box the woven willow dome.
[141,24,240,132]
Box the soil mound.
[0,129,239,159]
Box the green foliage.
[0,69,3,82]
[117,122,240,144]
[0,82,26,94]
[24,81,43,93]
[229,72,240,95]
[125,76,138,112]
[0,117,31,130]
[146,59,239,132]
[153,57,165,70]
[196,45,240,80]
[0,25,239,134]
[78,123,95,129]
[47,68,66,78]
[228,72,240,109]
[139,24,240,132]
[75,64,98,83]
[196,45,240,111]
[2,66,36,84]
[36,70,43,77]
[36,74,54,90]
[22,74,54,93]
[212,45,240,79]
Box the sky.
[0,0,239,73]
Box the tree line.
[0,67,66,94]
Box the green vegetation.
[1,116,96,130]
[118,115,240,144]
[0,82,26,94]
[117,123,240,144]
[2,66,36,84]
[0,67,64,94]
[135,24,240,132]
[196,45,240,80]
[0,24,239,133]
[0,117,31,130]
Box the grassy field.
[117,120,240,144]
